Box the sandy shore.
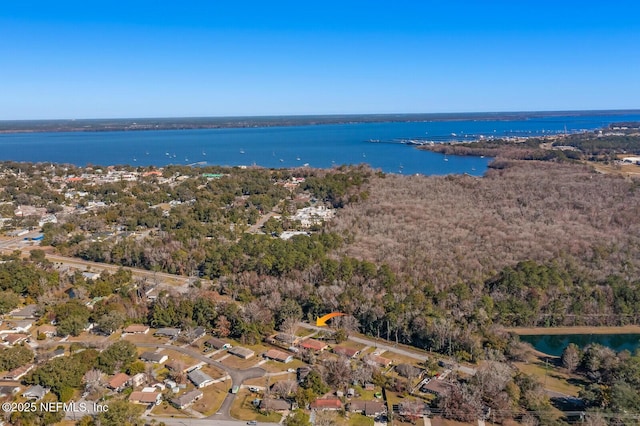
[506,325,640,335]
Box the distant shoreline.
[507,325,640,336]
[1,109,639,134]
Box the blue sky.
[1,1,639,119]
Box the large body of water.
[1,111,640,175]
[521,334,640,357]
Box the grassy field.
[331,340,367,353]
[295,328,317,337]
[219,354,262,370]
[229,389,282,422]
[123,332,168,344]
[378,351,424,367]
[191,381,229,416]
[588,160,640,176]
[513,359,581,397]
[349,413,374,426]
[150,400,189,417]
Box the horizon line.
[2,108,640,123]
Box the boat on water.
[240,149,245,154]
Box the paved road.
[0,240,199,295]
[299,322,429,361]
[134,343,266,420]
[45,253,198,294]
[297,322,478,376]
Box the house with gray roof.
[205,337,231,350]
[22,385,49,401]
[154,327,181,338]
[260,398,291,412]
[10,305,39,319]
[0,386,20,398]
[171,389,203,409]
[187,369,214,388]
[140,351,168,364]
[228,346,255,359]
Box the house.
[366,354,392,368]
[129,391,162,406]
[38,324,57,338]
[50,348,65,359]
[165,360,189,373]
[0,386,20,397]
[164,379,179,393]
[398,401,431,420]
[310,397,343,411]
[3,364,35,380]
[205,337,231,350]
[8,319,34,333]
[131,372,147,387]
[155,327,181,338]
[273,333,299,345]
[187,369,214,388]
[123,324,150,334]
[82,272,101,281]
[333,346,360,358]
[171,389,203,409]
[264,349,293,363]
[300,338,328,352]
[228,346,255,359]
[107,373,131,392]
[22,385,49,401]
[297,366,312,382]
[10,305,39,319]
[140,351,168,364]
[348,400,386,417]
[187,326,206,341]
[420,379,452,396]
[260,398,291,412]
[2,333,29,346]
[150,382,166,391]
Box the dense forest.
[3,155,640,423]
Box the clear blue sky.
[1,0,639,119]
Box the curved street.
[134,343,266,420]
